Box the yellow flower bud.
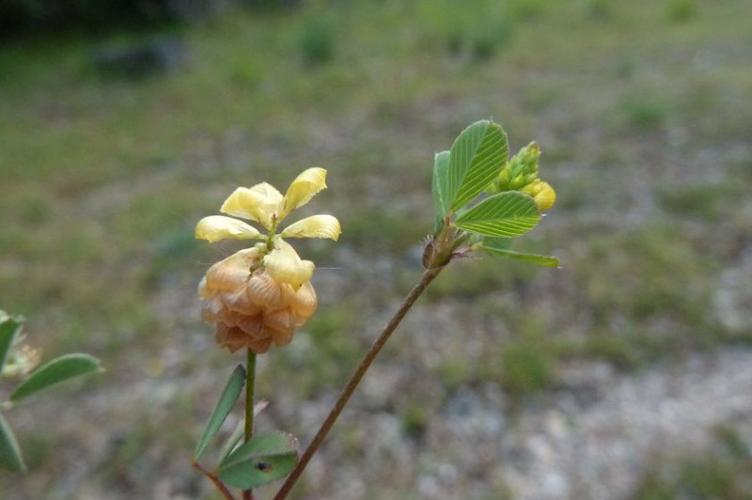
[522,179,556,212]
[199,248,318,353]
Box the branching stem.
[192,461,235,500]
[274,265,446,499]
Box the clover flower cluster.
[195,168,340,353]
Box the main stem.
[243,349,257,500]
[274,266,444,499]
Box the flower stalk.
[243,349,257,500]
[244,350,257,442]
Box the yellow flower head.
[195,168,341,353]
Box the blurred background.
[1,0,751,498]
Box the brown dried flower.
[199,246,318,354]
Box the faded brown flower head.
[199,248,318,354]
[196,169,340,353]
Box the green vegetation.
[666,0,698,24]
[497,334,556,396]
[620,93,671,128]
[297,14,336,66]
[632,425,752,500]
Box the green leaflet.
[456,191,540,237]
[432,150,451,217]
[10,353,102,402]
[218,431,299,489]
[0,413,24,472]
[480,245,560,267]
[446,120,508,211]
[194,364,246,461]
[0,314,22,374]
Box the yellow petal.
[263,238,315,289]
[195,215,262,243]
[280,214,341,241]
[281,168,328,217]
[220,183,284,229]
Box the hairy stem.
[192,461,235,500]
[243,350,257,500]
[274,266,445,499]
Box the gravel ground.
[497,348,752,500]
[285,346,752,500]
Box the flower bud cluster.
[489,142,556,212]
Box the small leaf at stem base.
[218,431,298,489]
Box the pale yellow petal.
[220,183,284,229]
[281,168,328,217]
[263,238,314,289]
[280,214,341,241]
[195,215,262,243]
